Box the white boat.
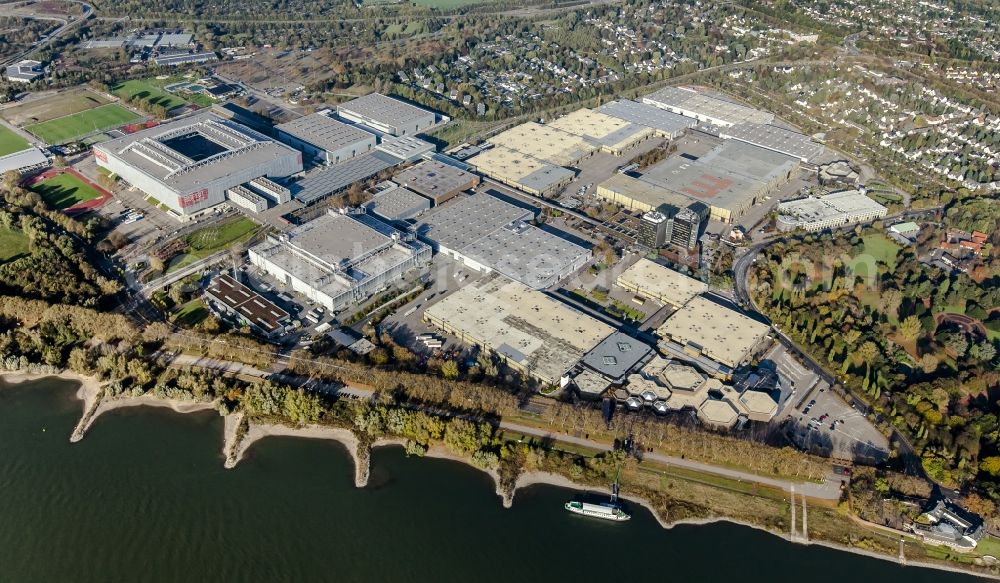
[564,500,631,521]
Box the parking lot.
[766,343,891,463]
[375,253,485,354]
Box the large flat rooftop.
[467,146,575,194]
[720,123,824,163]
[250,211,425,301]
[657,295,771,369]
[643,86,774,126]
[424,275,614,385]
[460,222,591,289]
[777,190,887,226]
[413,192,588,288]
[487,122,595,166]
[596,99,697,136]
[413,192,532,251]
[283,210,395,267]
[292,151,398,204]
[394,160,479,201]
[337,93,433,128]
[599,140,799,216]
[579,331,654,382]
[616,258,707,307]
[276,112,374,153]
[547,108,652,153]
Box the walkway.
[163,352,843,500]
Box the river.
[0,378,988,582]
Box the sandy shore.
[229,421,365,485]
[420,444,507,506]
[3,372,994,579]
[1,371,107,442]
[72,393,216,442]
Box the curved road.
[731,207,944,477]
[0,0,93,66]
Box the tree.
[879,288,903,319]
[898,315,922,340]
[918,353,939,374]
[980,456,1000,477]
[441,359,460,379]
[968,342,996,363]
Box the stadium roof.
[94,112,299,194]
[292,151,397,204]
[276,112,375,153]
[596,99,697,136]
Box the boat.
[564,500,631,521]
[564,460,630,521]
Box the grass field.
[0,124,30,157]
[0,88,110,126]
[30,173,103,209]
[168,217,260,273]
[26,104,140,144]
[112,79,188,111]
[0,226,30,262]
[173,299,210,328]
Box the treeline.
[752,226,1000,495]
[0,181,120,306]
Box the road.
[139,252,230,297]
[162,351,843,500]
[731,208,945,477]
[0,1,93,67]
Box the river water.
[0,378,987,582]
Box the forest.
[750,198,999,498]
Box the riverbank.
[73,391,216,443]
[1,371,106,442]
[4,373,997,581]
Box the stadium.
[93,113,303,217]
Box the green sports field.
[112,79,189,111]
[26,104,141,144]
[167,217,260,273]
[0,124,30,157]
[30,172,104,209]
